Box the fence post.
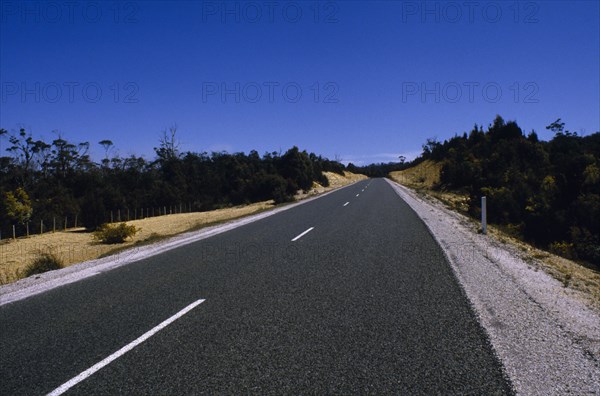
[26,222,29,237]
[74,214,78,228]
[118,209,121,222]
[40,220,43,235]
[13,225,16,240]
[53,217,56,232]
[111,211,114,223]
[481,196,487,235]
[127,208,130,221]
[65,216,68,230]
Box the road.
[0,178,513,395]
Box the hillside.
[398,117,599,268]
[389,160,442,189]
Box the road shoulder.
[386,178,600,396]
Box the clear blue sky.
[1,0,598,165]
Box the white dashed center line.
[356,194,360,197]
[291,227,314,242]
[343,202,349,207]
[47,299,206,396]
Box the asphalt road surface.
[0,178,513,395]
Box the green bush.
[23,253,63,277]
[93,223,139,244]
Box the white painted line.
[356,194,360,197]
[47,299,206,396]
[291,227,314,242]
[343,202,350,207]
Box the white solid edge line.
[343,202,350,207]
[291,227,314,242]
[47,299,206,396]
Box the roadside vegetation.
[0,126,346,235]
[357,116,600,269]
[0,126,358,281]
[0,171,363,284]
[22,253,63,277]
[93,223,139,244]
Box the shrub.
[549,241,575,260]
[93,223,139,244]
[23,253,63,277]
[272,181,294,204]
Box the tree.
[546,118,566,136]
[7,128,37,172]
[50,137,79,176]
[527,130,539,143]
[155,125,180,161]
[99,140,114,167]
[0,128,7,155]
[34,140,52,176]
[279,146,314,192]
[422,137,442,159]
[2,188,33,225]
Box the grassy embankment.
[389,161,600,309]
[0,171,367,285]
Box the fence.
[0,202,194,241]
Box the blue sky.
[1,0,599,165]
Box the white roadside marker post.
[481,196,487,235]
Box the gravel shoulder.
[386,178,600,396]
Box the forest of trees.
[0,127,345,236]
[400,116,599,267]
